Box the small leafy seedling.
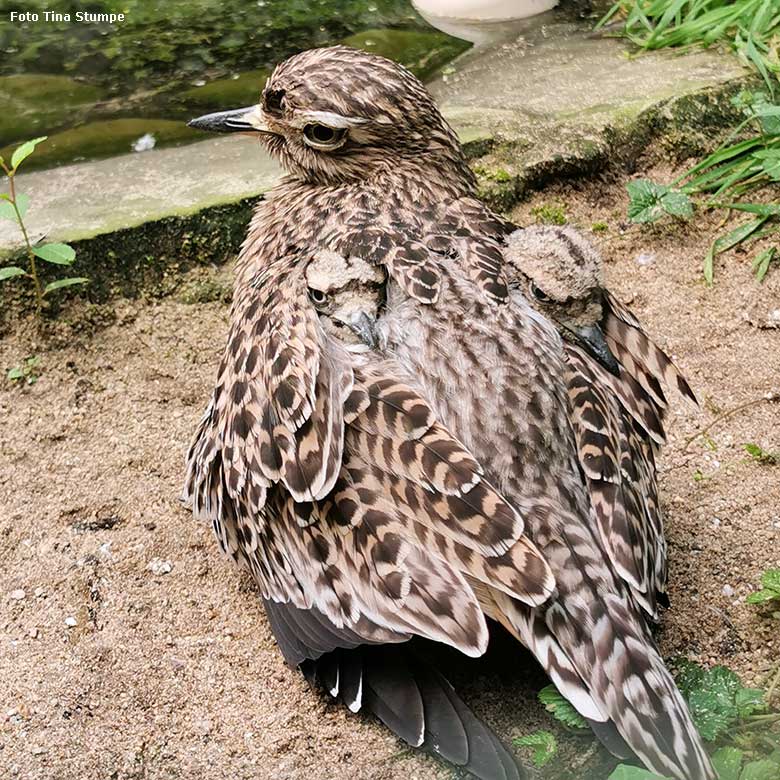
[7,355,40,385]
[513,730,558,768]
[744,443,780,465]
[627,179,693,224]
[746,569,780,610]
[1,136,88,317]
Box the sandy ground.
[1,161,779,780]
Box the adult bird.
[185,46,714,780]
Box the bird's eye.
[264,89,285,114]
[530,283,551,302]
[303,123,347,150]
[308,288,328,305]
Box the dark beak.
[187,106,268,134]
[348,312,378,350]
[568,323,621,376]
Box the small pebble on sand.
[64,617,78,628]
[722,584,735,598]
[147,559,173,575]
[10,589,25,601]
[635,252,656,266]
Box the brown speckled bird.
[184,47,714,780]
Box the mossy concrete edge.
[470,76,756,212]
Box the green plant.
[513,730,558,767]
[0,136,88,316]
[626,178,694,223]
[608,766,670,779]
[603,2,780,283]
[744,442,780,464]
[598,1,780,95]
[7,355,40,385]
[746,569,780,610]
[624,91,780,283]
[591,221,609,232]
[531,203,568,225]
[537,684,588,729]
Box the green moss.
[531,203,568,225]
[341,29,470,80]
[178,68,270,110]
[591,221,609,233]
[0,119,203,171]
[0,74,105,146]
[177,272,233,304]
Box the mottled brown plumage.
[503,225,698,619]
[185,46,713,780]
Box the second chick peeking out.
[505,225,620,374]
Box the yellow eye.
[303,124,347,149]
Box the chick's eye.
[530,283,550,302]
[308,288,328,305]
[264,89,285,114]
[303,124,347,149]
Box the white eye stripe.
[296,110,369,129]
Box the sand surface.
[2,163,779,779]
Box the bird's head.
[305,250,386,347]
[188,46,470,186]
[506,226,620,375]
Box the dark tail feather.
[307,645,524,780]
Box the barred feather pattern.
[183,265,555,662]
[381,249,714,780]
[564,344,667,619]
[603,290,697,414]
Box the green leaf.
[7,367,24,380]
[714,218,770,253]
[513,730,557,767]
[10,136,47,171]
[675,660,706,698]
[686,665,741,741]
[752,247,776,283]
[0,193,29,221]
[740,760,780,780]
[724,203,780,217]
[712,747,744,780]
[660,188,694,219]
[735,687,767,718]
[761,569,780,591]
[704,241,716,285]
[537,685,588,729]
[608,765,670,780]
[43,277,89,294]
[627,179,691,223]
[32,243,76,265]
[746,589,780,604]
[0,266,27,281]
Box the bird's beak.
[187,105,274,135]
[347,311,379,350]
[567,323,621,376]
